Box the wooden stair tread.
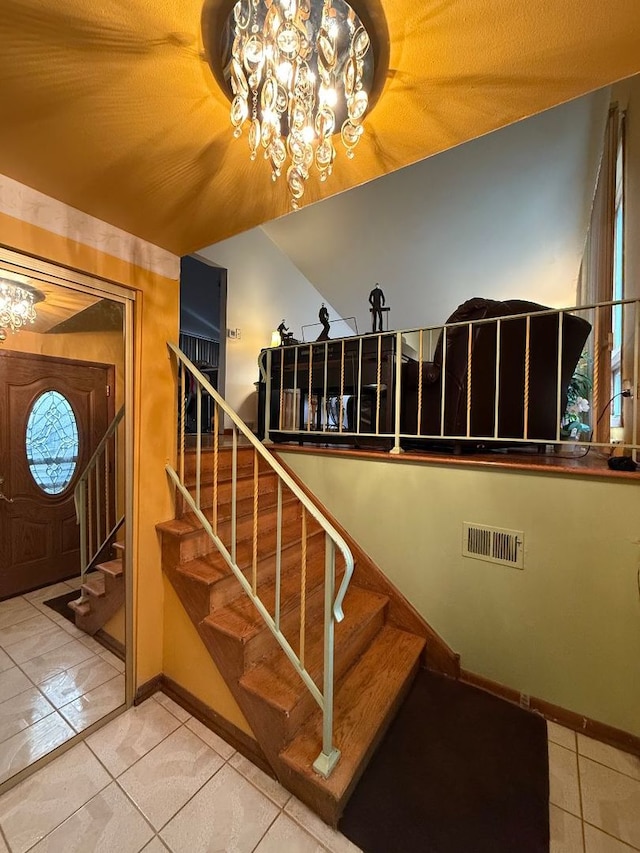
[204,539,331,642]
[68,597,90,616]
[83,575,106,598]
[97,559,123,578]
[240,586,388,713]
[178,552,231,586]
[158,496,301,541]
[112,542,125,553]
[279,625,425,801]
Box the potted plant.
[561,350,592,440]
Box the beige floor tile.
[229,752,290,807]
[548,722,577,751]
[25,583,74,603]
[580,757,640,849]
[0,687,55,744]
[0,712,75,785]
[184,716,234,760]
[39,657,120,709]
[285,798,363,853]
[0,649,13,674]
[79,635,105,654]
[5,625,73,665]
[160,764,279,853]
[64,577,84,590]
[59,675,125,732]
[578,736,640,782]
[550,804,584,853]
[0,742,110,853]
[99,650,126,673]
[20,639,97,685]
[584,824,639,852]
[0,667,32,704]
[255,812,328,852]
[29,782,154,853]
[153,693,190,723]
[118,726,224,830]
[55,620,86,640]
[86,699,181,777]
[549,741,582,817]
[0,599,40,631]
[0,614,56,649]
[0,830,8,853]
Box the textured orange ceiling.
[0,0,639,256]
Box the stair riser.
[165,503,304,563]
[74,583,125,636]
[182,448,264,480]
[242,604,386,750]
[177,473,279,518]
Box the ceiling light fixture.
[203,0,388,210]
[0,274,43,343]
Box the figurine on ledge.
[369,283,387,332]
[317,303,331,341]
[277,319,294,345]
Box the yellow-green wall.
[281,451,640,737]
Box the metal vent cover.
[462,523,524,569]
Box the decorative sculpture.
[277,319,294,344]
[369,283,386,332]
[317,303,331,341]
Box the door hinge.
[106,384,111,397]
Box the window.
[26,390,79,494]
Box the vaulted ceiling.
[1,0,639,256]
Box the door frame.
[0,247,136,708]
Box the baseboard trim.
[159,676,273,777]
[134,674,163,705]
[460,669,640,758]
[95,630,125,661]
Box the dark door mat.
[42,590,81,624]
[339,670,549,853]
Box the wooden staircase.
[69,541,125,636]
[158,446,454,825]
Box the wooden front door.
[0,351,113,599]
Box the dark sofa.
[401,297,592,448]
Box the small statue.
[277,319,293,344]
[369,283,386,332]
[317,303,330,341]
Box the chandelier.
[204,0,386,209]
[0,275,41,342]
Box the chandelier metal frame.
[0,275,43,342]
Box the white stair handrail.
[167,341,355,778]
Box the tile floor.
[0,581,125,786]
[0,631,638,853]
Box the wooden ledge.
[273,441,639,481]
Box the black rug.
[339,671,549,853]
[42,590,80,625]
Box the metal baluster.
[493,319,502,438]
[88,469,94,563]
[556,312,564,442]
[196,381,202,510]
[252,448,258,596]
[323,342,328,432]
[375,335,382,435]
[79,479,87,583]
[440,327,447,437]
[279,348,284,430]
[180,362,185,484]
[293,346,299,430]
[391,331,403,454]
[313,534,340,779]
[275,480,282,631]
[213,405,219,535]
[95,456,101,547]
[417,329,424,435]
[523,316,531,441]
[592,307,600,439]
[466,323,473,438]
[105,441,110,533]
[231,425,237,564]
[357,338,363,434]
[300,507,307,669]
[307,344,313,431]
[339,340,345,433]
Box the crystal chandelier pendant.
[0,274,41,342]
[216,0,379,209]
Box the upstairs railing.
[167,341,355,778]
[259,298,639,461]
[74,405,125,584]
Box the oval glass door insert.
[26,390,79,494]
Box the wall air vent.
[462,523,524,569]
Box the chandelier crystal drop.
[0,276,38,341]
[224,0,375,209]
